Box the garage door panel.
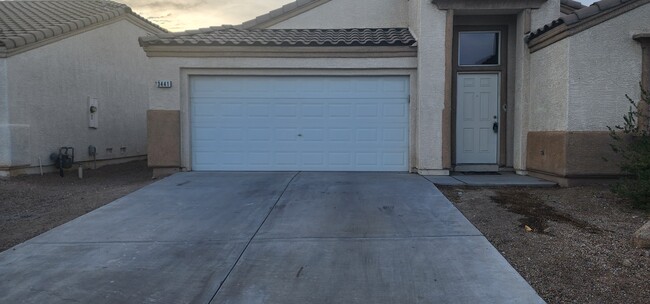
[191,76,409,171]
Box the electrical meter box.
[89,97,98,129]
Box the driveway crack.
[206,171,300,304]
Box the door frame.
[451,25,509,169]
[180,69,418,172]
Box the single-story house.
[139,0,650,186]
[0,0,165,177]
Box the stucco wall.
[269,0,409,29]
[408,0,421,38]
[145,56,421,171]
[512,9,531,171]
[4,19,155,169]
[531,0,561,30]
[528,39,569,131]
[148,57,418,111]
[566,3,650,131]
[411,0,447,172]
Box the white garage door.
[190,76,409,171]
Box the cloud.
[122,0,294,31]
[126,0,207,10]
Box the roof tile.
[140,27,416,48]
[574,5,602,19]
[561,0,586,10]
[0,0,166,52]
[596,0,623,10]
[528,0,647,42]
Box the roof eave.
[431,0,548,10]
[140,44,418,58]
[527,0,650,53]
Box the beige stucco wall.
[3,18,156,170]
[566,3,650,131]
[528,39,569,131]
[269,0,409,29]
[513,9,531,172]
[416,1,449,173]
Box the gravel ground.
[439,185,650,304]
[0,161,154,252]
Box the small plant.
[607,85,650,210]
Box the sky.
[0,0,600,32]
[122,0,295,32]
[120,0,600,32]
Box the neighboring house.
[0,0,166,177]
[139,0,650,186]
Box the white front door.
[190,76,410,171]
[455,73,499,164]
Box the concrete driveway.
[0,172,544,303]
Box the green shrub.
[607,86,650,210]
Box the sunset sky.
[122,0,296,32]
[0,0,598,32]
[121,0,599,32]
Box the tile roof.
[0,0,166,53]
[528,0,646,42]
[139,27,416,47]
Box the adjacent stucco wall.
[523,2,649,181]
[566,3,650,131]
[269,0,409,29]
[528,39,569,131]
[4,19,155,169]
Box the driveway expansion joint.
[207,171,301,304]
[253,235,486,242]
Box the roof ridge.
[0,0,167,52]
[527,0,649,43]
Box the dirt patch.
[440,186,650,304]
[491,190,604,234]
[0,161,154,252]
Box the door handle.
[493,122,499,133]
